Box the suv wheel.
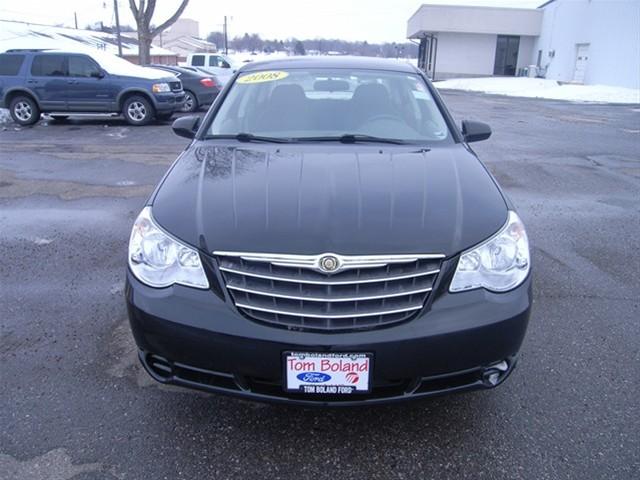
[182,90,198,112]
[123,95,154,126]
[10,96,40,125]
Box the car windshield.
[207,68,451,143]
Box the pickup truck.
[181,53,236,85]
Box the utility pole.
[74,12,78,29]
[113,0,123,57]
[223,16,228,54]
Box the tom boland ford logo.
[319,255,340,273]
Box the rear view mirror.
[461,120,492,143]
[313,79,350,92]
[172,115,200,139]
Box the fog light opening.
[486,372,500,386]
[147,354,174,380]
[482,359,510,387]
[492,360,509,372]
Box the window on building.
[493,36,520,76]
[536,50,543,68]
[31,54,67,76]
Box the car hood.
[151,143,508,257]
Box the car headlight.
[128,207,209,289]
[450,211,530,293]
[152,83,171,93]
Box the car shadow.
[164,384,498,442]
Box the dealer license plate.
[284,352,372,394]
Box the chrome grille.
[215,251,443,332]
[169,80,182,91]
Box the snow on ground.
[435,77,640,104]
[0,108,11,125]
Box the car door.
[28,54,68,110]
[207,55,234,85]
[67,54,114,111]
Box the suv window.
[191,55,205,66]
[31,54,67,76]
[208,56,220,67]
[68,55,101,77]
[0,54,25,75]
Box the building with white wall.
[157,18,217,62]
[407,0,640,89]
[533,0,639,88]
[408,4,542,78]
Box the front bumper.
[126,263,531,406]
[153,92,185,112]
[195,91,218,106]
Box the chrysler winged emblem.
[319,255,340,273]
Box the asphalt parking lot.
[1,92,638,480]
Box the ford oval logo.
[297,372,331,383]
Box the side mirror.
[92,69,106,79]
[172,115,200,139]
[461,120,492,143]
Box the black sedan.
[126,57,532,406]
[149,64,221,112]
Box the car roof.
[239,56,419,74]
[6,49,96,56]
[155,64,219,78]
[150,64,197,74]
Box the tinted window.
[31,55,67,76]
[208,56,220,67]
[208,68,451,144]
[191,55,205,66]
[68,55,100,77]
[0,54,25,75]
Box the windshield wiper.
[206,133,296,143]
[298,134,410,145]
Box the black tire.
[156,112,174,122]
[50,115,69,122]
[182,90,199,112]
[122,95,154,126]
[9,95,40,125]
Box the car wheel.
[9,95,40,126]
[123,95,154,126]
[182,91,198,112]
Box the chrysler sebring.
[126,57,531,405]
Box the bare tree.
[128,0,189,64]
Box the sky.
[0,0,544,43]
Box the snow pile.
[0,108,11,125]
[435,77,640,104]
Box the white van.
[182,53,236,85]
